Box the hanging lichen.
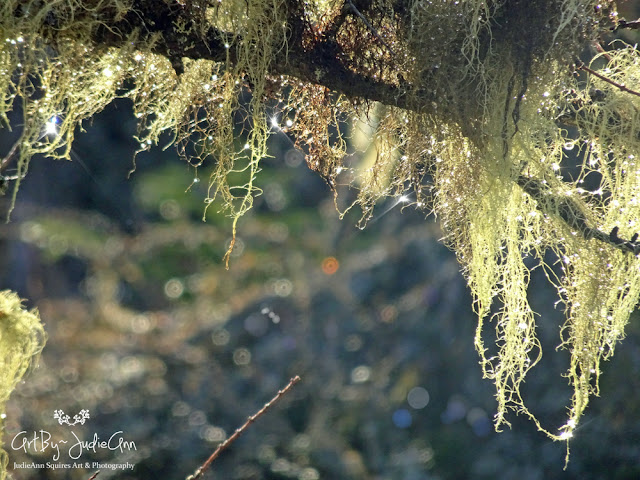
[0,291,46,480]
[1,0,639,464]
[0,0,289,267]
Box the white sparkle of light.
[45,116,59,135]
[559,430,573,440]
[270,117,279,129]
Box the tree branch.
[90,0,420,110]
[346,0,396,56]
[186,375,301,480]
[517,174,640,255]
[576,60,640,98]
[32,1,636,257]
[612,18,640,32]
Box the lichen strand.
[130,0,291,267]
[0,291,46,480]
[1,0,639,458]
[216,0,289,267]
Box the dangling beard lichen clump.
[393,0,640,458]
[0,291,46,480]
[0,0,289,266]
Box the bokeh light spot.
[351,365,371,383]
[273,278,293,297]
[392,409,412,428]
[159,199,181,220]
[322,256,339,275]
[299,467,320,480]
[233,347,251,365]
[245,313,269,337]
[164,278,184,299]
[441,395,467,424]
[200,425,226,442]
[466,407,491,437]
[344,334,363,352]
[188,409,207,427]
[172,401,190,417]
[211,328,230,346]
[407,386,430,409]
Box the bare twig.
[606,226,640,254]
[186,375,301,480]
[592,42,612,62]
[576,60,640,98]
[87,471,100,480]
[346,0,396,56]
[0,138,20,175]
[612,18,640,32]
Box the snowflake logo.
[53,409,90,426]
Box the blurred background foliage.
[2,88,640,480]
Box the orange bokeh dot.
[322,256,340,275]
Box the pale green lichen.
[0,291,46,480]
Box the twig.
[0,138,20,175]
[186,375,301,480]
[576,60,640,98]
[606,226,640,254]
[592,42,612,62]
[517,175,640,255]
[87,471,100,480]
[346,0,396,56]
[612,18,640,32]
